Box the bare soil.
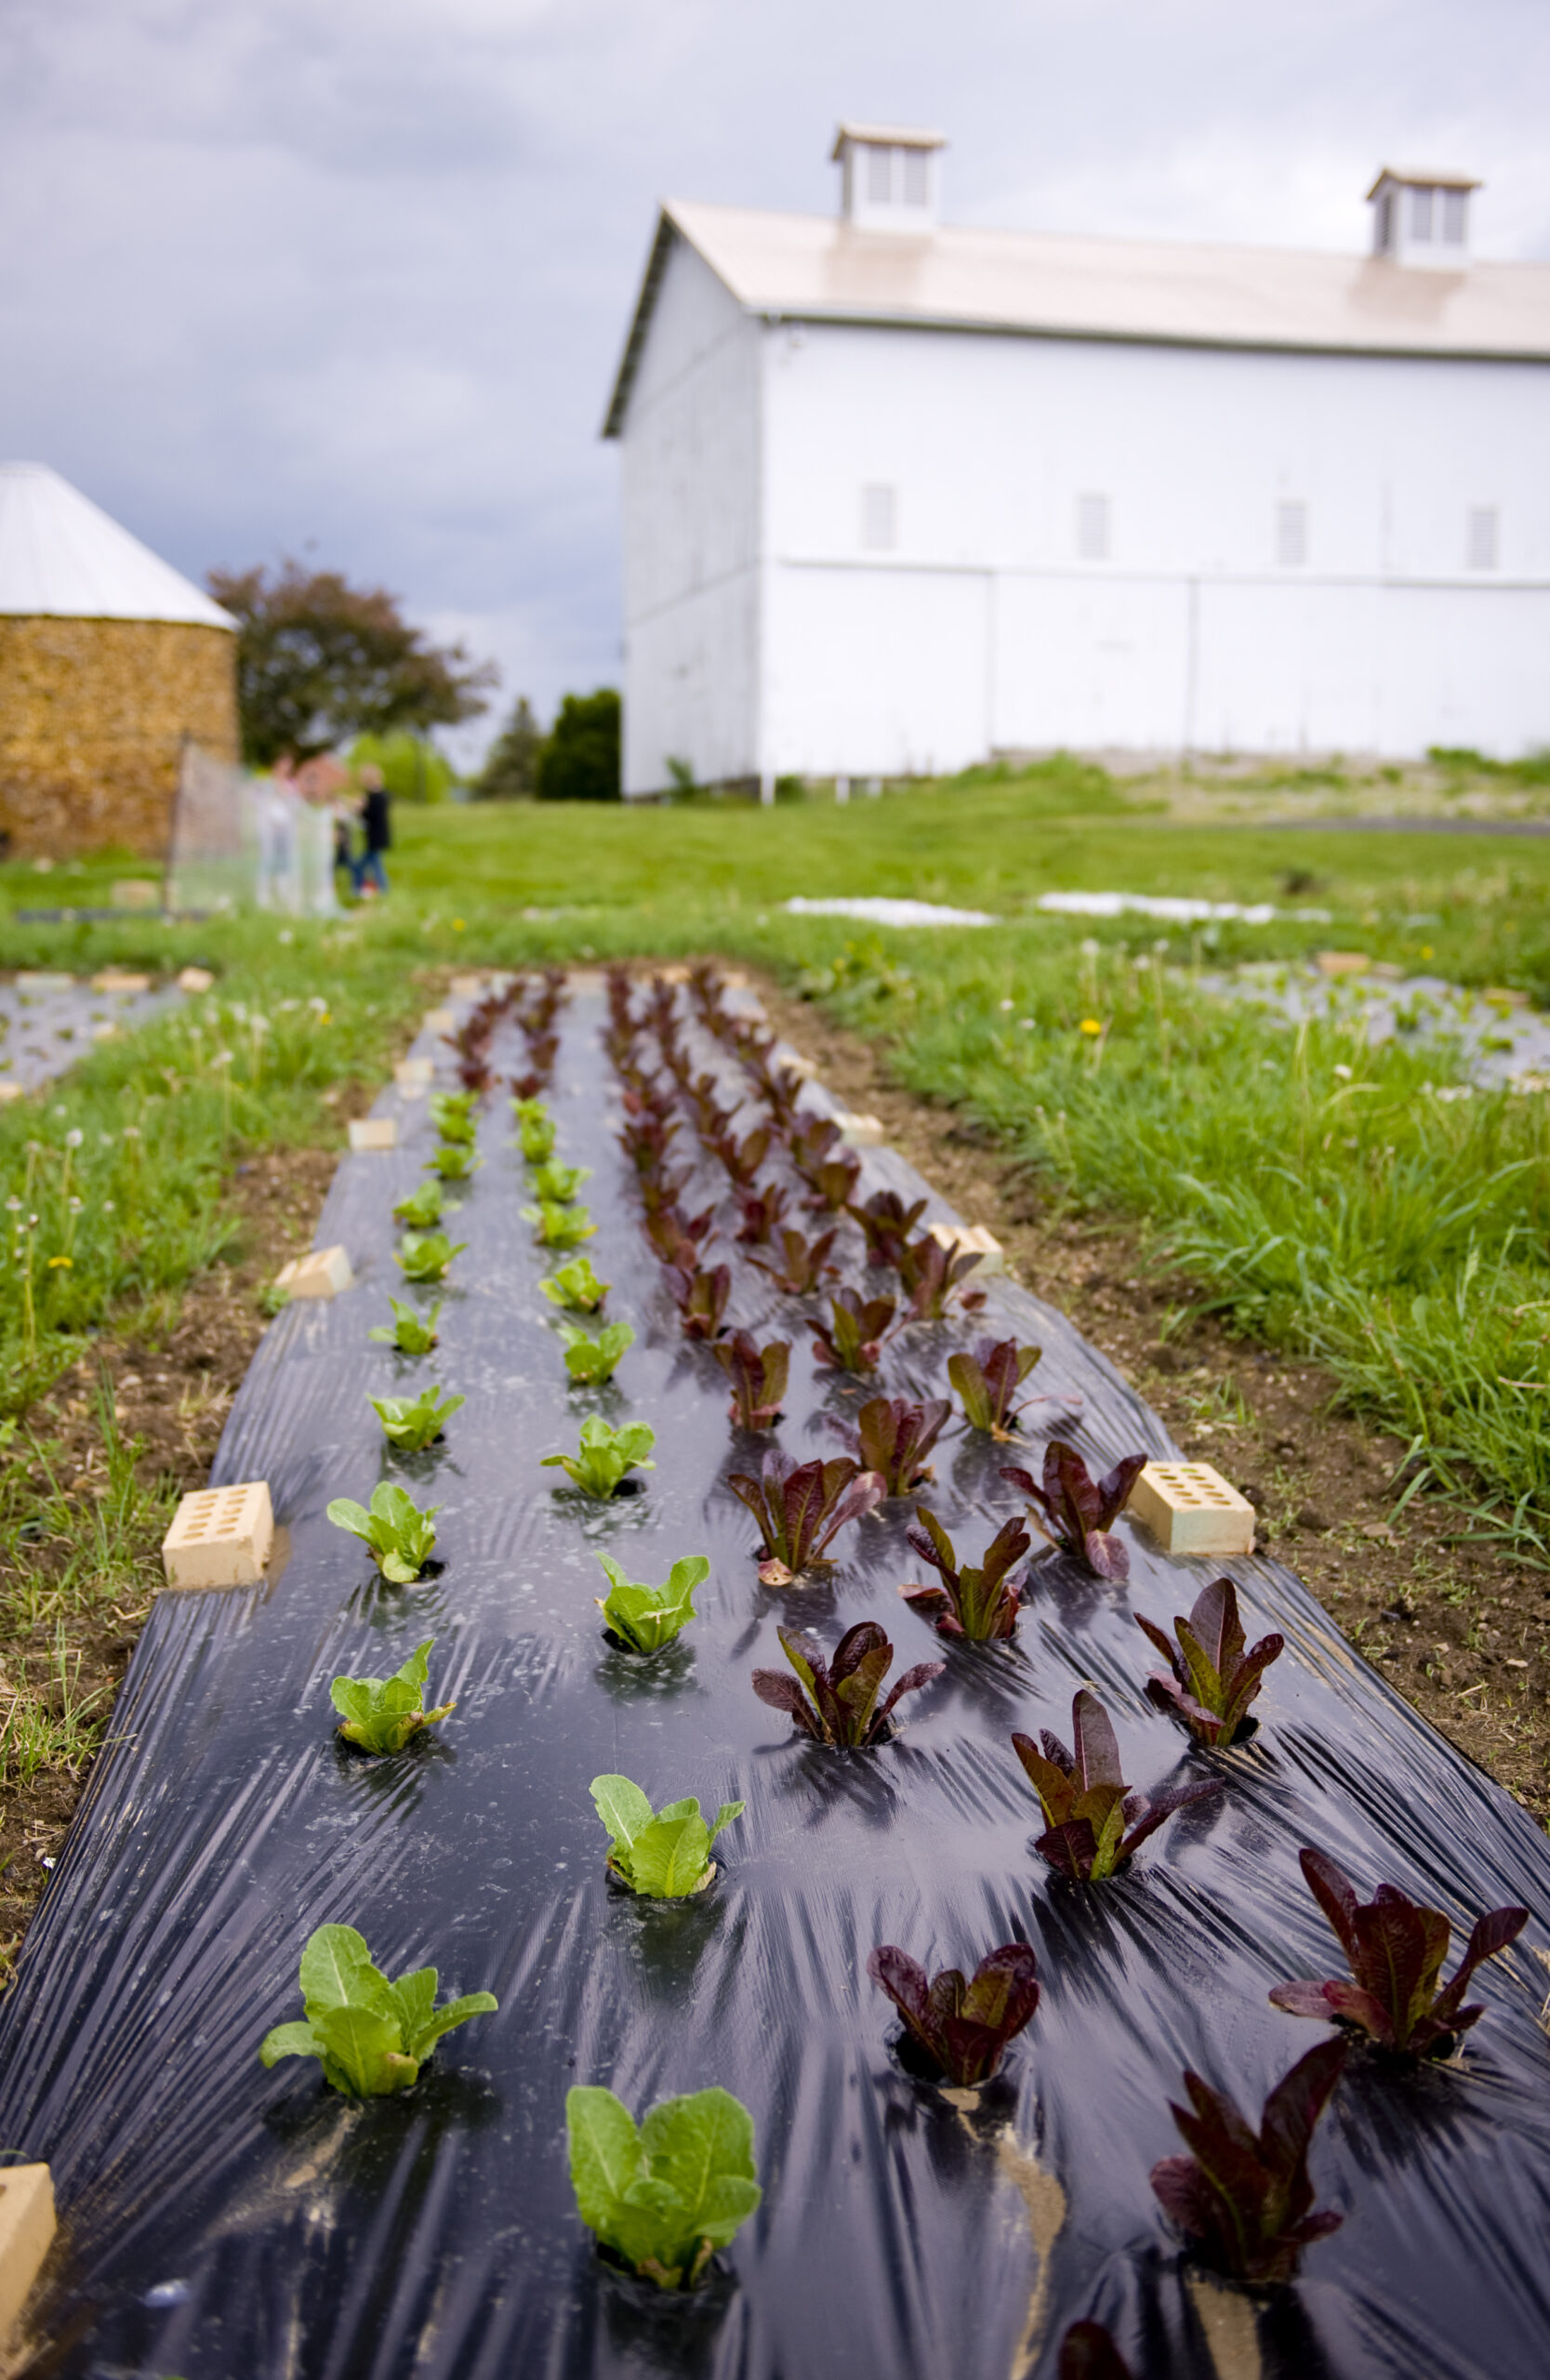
[752,971,1550,1827]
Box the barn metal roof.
[0,461,235,627]
[603,199,1550,435]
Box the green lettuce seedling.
[596,1552,707,1653]
[327,1482,440,1582]
[331,1637,456,1753]
[542,1415,656,1499]
[529,1160,592,1205]
[393,1178,444,1229]
[590,1774,744,1897]
[368,1384,465,1450]
[425,1143,481,1182]
[397,1231,467,1283]
[560,1320,634,1385]
[522,1199,595,1250]
[539,1255,610,1314]
[431,1091,477,1144]
[368,1295,443,1355]
[517,1110,556,1162]
[567,2084,762,2289]
[259,1923,497,2096]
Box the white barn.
[603,127,1550,799]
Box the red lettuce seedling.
[643,1203,715,1267]
[868,1942,1040,2086]
[1137,1576,1285,1745]
[711,1124,772,1188]
[850,1188,929,1270]
[619,1114,680,1174]
[735,1182,791,1244]
[749,1224,840,1294]
[830,1395,951,1496]
[895,1232,987,1320]
[1150,2040,1347,2285]
[949,1338,1042,1438]
[727,1448,885,1585]
[714,1331,790,1430]
[637,1167,696,1217]
[805,1155,863,1213]
[1011,1689,1222,1881]
[510,1067,546,1102]
[901,1509,1030,1641]
[789,1115,841,1177]
[1001,1442,1146,1580]
[669,1261,731,1340]
[1269,1845,1528,2057]
[1060,2326,1133,2380]
[807,1287,896,1374]
[753,1621,943,1747]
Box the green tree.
[349,732,456,805]
[473,695,543,800]
[536,689,621,802]
[208,559,496,766]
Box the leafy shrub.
[331,1637,456,1753]
[749,1225,840,1294]
[596,1552,707,1654]
[713,1331,789,1429]
[1137,1576,1284,1745]
[1269,1845,1528,2056]
[1011,1689,1221,1880]
[590,1774,744,1897]
[368,1383,465,1450]
[368,1295,442,1354]
[948,1338,1042,1437]
[1149,2041,1347,2283]
[326,1482,439,1582]
[727,1448,884,1585]
[522,1198,596,1250]
[668,1261,731,1340]
[807,1288,896,1374]
[538,1254,610,1313]
[868,1942,1040,2085]
[259,1924,497,2096]
[424,1143,481,1182]
[536,687,620,802]
[752,1621,942,1747]
[542,1415,656,1498]
[1001,1442,1145,1580]
[397,1231,466,1283]
[566,2084,761,2289]
[830,1394,950,1496]
[392,1180,444,1229]
[559,1319,634,1385]
[901,1509,1030,1641]
[529,1160,592,1205]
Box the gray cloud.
[3,0,1545,762]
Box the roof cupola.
[832,123,944,231]
[1368,166,1479,271]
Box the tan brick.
[1315,951,1371,978]
[422,1008,454,1034]
[162,1481,274,1588]
[177,966,215,993]
[394,1057,434,1089]
[837,1110,884,1147]
[90,970,151,994]
[274,1244,352,1300]
[449,973,486,998]
[0,2163,55,2345]
[1127,1461,1256,1556]
[349,1117,397,1152]
[928,1220,1005,1276]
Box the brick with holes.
[1126,1461,1256,1556]
[162,1481,275,1588]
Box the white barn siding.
[617,236,762,795]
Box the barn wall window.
[1276,500,1308,567]
[1466,506,1499,571]
[1076,492,1110,561]
[861,483,897,551]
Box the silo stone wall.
[0,616,239,857]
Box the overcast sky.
[3,0,1546,763]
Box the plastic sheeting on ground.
[0,976,1546,2380]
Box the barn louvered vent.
[1369,165,1479,270]
[833,123,945,231]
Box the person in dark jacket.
[354,763,391,895]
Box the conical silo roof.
[0,461,235,628]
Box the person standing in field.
[354,762,391,896]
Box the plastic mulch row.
[0,972,1546,2380]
